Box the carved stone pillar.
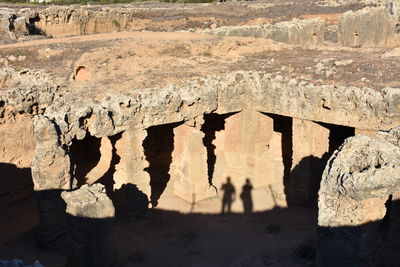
[290,119,329,205]
[170,119,210,203]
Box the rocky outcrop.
[338,6,398,47]
[61,183,114,219]
[0,9,17,43]
[0,67,61,115]
[37,72,400,150]
[31,116,71,191]
[202,18,325,45]
[0,68,62,205]
[317,127,400,266]
[318,131,400,227]
[0,8,40,44]
[61,184,115,267]
[34,6,128,38]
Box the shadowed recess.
[143,122,182,208]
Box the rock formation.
[317,127,400,266]
[0,0,399,265]
[338,6,399,47]
[61,184,115,267]
[202,18,326,45]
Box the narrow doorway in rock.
[201,112,237,187]
[143,122,181,207]
[69,134,102,187]
[69,133,122,198]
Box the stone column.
[170,119,210,203]
[112,129,149,193]
[31,116,71,249]
[112,129,149,218]
[290,119,329,205]
[61,184,115,267]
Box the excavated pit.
[0,1,400,266]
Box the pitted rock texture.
[0,0,368,43]
[0,8,40,44]
[0,67,61,115]
[338,6,399,47]
[201,18,325,45]
[61,183,115,219]
[318,127,400,227]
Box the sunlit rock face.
[317,126,400,266]
[319,128,400,227]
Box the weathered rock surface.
[202,18,325,45]
[31,116,71,191]
[0,0,367,42]
[0,67,61,115]
[338,6,399,47]
[0,68,62,204]
[0,8,39,44]
[61,183,114,218]
[319,131,400,227]
[61,184,115,267]
[317,127,400,266]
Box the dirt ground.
[0,196,317,267]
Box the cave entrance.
[69,133,121,196]
[143,122,181,208]
[69,134,101,187]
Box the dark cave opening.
[69,134,102,187]
[69,132,122,198]
[201,112,237,186]
[143,122,181,208]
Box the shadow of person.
[240,178,253,214]
[221,177,236,214]
[378,194,393,240]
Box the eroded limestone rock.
[0,67,61,115]
[61,184,115,267]
[317,127,400,266]
[0,8,39,44]
[202,18,325,45]
[61,183,114,218]
[338,6,398,47]
[31,116,71,191]
[319,131,400,227]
